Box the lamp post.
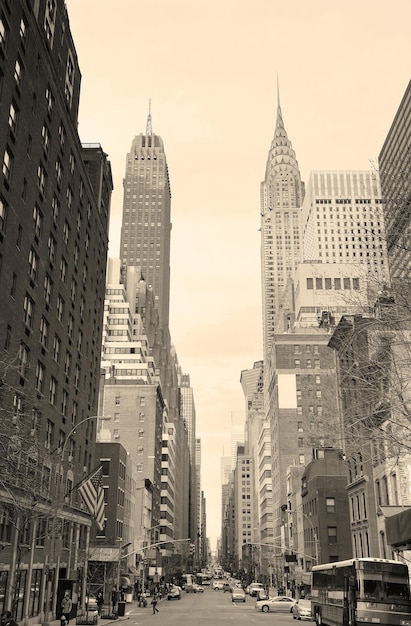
[285,507,319,565]
[128,538,190,595]
[47,415,111,622]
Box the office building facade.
[119,112,171,329]
[379,80,411,284]
[260,94,304,359]
[0,0,112,621]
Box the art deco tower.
[260,89,304,359]
[119,107,172,328]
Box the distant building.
[119,109,171,329]
[260,90,305,360]
[302,170,388,287]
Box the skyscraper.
[260,88,305,359]
[302,170,388,285]
[119,107,171,328]
[0,0,112,620]
[379,80,411,284]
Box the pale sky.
[66,0,410,550]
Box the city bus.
[311,558,411,626]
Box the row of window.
[307,276,360,290]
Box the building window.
[61,389,68,417]
[33,205,42,238]
[18,343,30,377]
[8,101,18,132]
[28,248,39,281]
[327,527,337,544]
[23,294,34,328]
[39,316,48,348]
[56,295,64,322]
[14,57,23,88]
[0,16,8,49]
[49,377,57,405]
[35,362,45,393]
[306,278,313,290]
[115,397,120,405]
[326,497,335,513]
[44,274,52,305]
[2,148,12,182]
[0,196,7,232]
[316,277,323,289]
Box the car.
[292,598,312,620]
[212,580,225,591]
[167,585,181,600]
[255,595,296,613]
[247,582,265,597]
[222,582,231,593]
[193,584,204,593]
[185,583,196,593]
[232,587,246,603]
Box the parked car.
[193,584,204,593]
[247,582,265,597]
[167,585,181,600]
[212,580,225,591]
[255,595,296,613]
[232,587,246,603]
[292,598,312,620]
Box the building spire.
[146,99,152,136]
[276,74,283,127]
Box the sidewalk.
[45,595,166,626]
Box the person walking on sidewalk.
[151,592,159,614]
[61,592,73,624]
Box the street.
[124,588,297,626]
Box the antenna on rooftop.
[146,99,152,136]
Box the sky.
[65,0,410,551]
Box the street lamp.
[129,538,190,594]
[284,507,319,564]
[47,415,111,621]
[57,415,112,465]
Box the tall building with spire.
[119,105,172,328]
[260,87,305,359]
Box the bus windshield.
[360,567,410,602]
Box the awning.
[385,507,411,549]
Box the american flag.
[78,466,105,531]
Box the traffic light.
[189,543,195,555]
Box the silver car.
[255,595,296,613]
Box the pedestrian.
[151,592,159,614]
[97,591,104,616]
[111,588,118,614]
[61,592,73,624]
[138,590,147,608]
[1,611,18,626]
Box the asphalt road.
[124,588,299,626]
